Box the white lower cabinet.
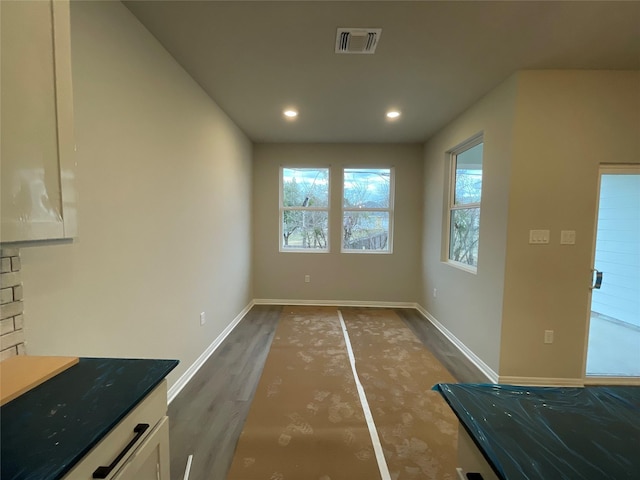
[112,416,169,480]
[456,424,500,480]
[62,381,170,480]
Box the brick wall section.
[1,248,26,360]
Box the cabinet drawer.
[62,381,167,480]
[112,416,169,480]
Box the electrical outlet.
[560,230,576,245]
[544,330,554,344]
[200,312,206,326]
[305,275,310,283]
[433,288,437,298]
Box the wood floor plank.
[395,308,490,384]
[168,305,281,480]
[168,305,487,479]
[226,306,383,480]
[341,307,458,480]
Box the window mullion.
[450,202,480,211]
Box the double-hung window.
[280,167,329,252]
[342,168,394,253]
[447,136,483,269]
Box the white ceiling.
[124,1,640,143]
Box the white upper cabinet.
[1,0,77,243]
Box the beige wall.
[13,2,636,390]
[20,1,253,388]
[421,70,639,382]
[253,144,423,303]
[420,75,518,374]
[499,70,640,380]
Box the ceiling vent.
[335,28,382,54]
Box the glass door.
[585,165,640,380]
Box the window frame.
[279,166,330,253]
[446,134,484,272]
[341,166,395,254]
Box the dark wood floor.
[168,305,282,480]
[396,308,489,384]
[168,305,488,480]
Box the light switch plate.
[560,230,576,245]
[529,229,550,244]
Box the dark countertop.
[1,357,178,480]
[434,383,640,480]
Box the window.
[342,168,394,253]
[280,167,329,252]
[448,137,483,269]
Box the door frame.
[583,164,640,386]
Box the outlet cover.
[200,312,206,326]
[560,230,576,245]
[544,330,554,344]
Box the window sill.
[341,249,392,255]
[279,248,329,254]
[444,259,478,275]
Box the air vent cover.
[335,28,382,54]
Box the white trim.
[182,455,193,480]
[52,0,77,238]
[167,301,255,404]
[445,133,484,269]
[278,248,329,254]
[340,249,392,255]
[253,298,416,309]
[498,376,584,387]
[338,310,391,480]
[341,167,395,254]
[280,166,330,253]
[584,376,640,386]
[414,304,499,384]
[444,259,478,275]
[599,164,640,175]
[582,164,640,382]
[581,168,603,381]
[169,300,432,404]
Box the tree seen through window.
[281,168,329,250]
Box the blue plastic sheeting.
[433,383,640,480]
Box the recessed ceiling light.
[283,109,298,118]
[386,110,401,119]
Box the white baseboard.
[414,305,590,387]
[253,298,416,309]
[584,376,640,386]
[170,299,413,404]
[498,376,584,387]
[414,304,499,384]
[167,300,255,404]
[168,300,623,404]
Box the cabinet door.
[0,0,77,243]
[456,425,500,480]
[61,382,168,480]
[112,416,170,480]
